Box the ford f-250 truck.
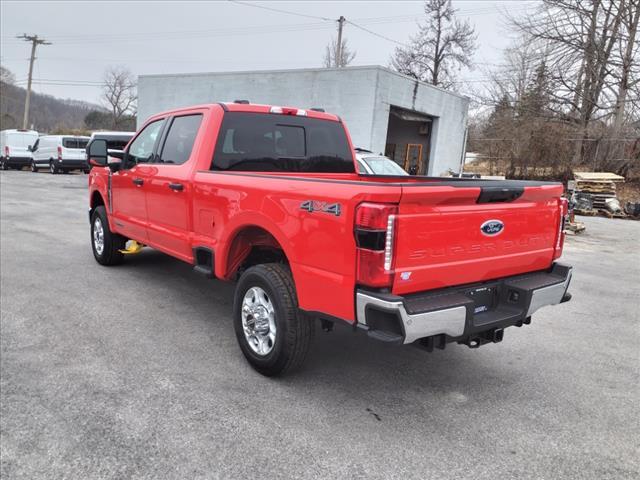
[87,102,572,376]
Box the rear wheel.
[49,161,58,174]
[1,160,8,170]
[90,206,126,266]
[233,263,314,376]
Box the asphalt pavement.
[1,170,638,479]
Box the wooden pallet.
[574,209,598,216]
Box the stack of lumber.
[573,171,625,211]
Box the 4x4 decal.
[300,200,341,217]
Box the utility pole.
[336,16,345,67]
[16,34,51,129]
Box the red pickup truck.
[87,102,572,376]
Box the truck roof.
[150,102,341,123]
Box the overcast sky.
[1,0,538,106]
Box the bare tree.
[102,66,137,129]
[1,65,16,84]
[323,37,356,68]
[391,0,477,88]
[611,0,640,134]
[510,0,627,163]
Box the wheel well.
[91,191,105,211]
[225,226,288,280]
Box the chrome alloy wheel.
[93,217,105,255]
[241,286,277,356]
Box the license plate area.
[467,286,498,314]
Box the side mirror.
[87,139,108,167]
[106,149,125,172]
[28,145,33,152]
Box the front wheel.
[31,161,38,172]
[90,206,126,266]
[233,264,314,376]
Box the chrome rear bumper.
[356,263,572,345]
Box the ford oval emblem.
[480,219,504,236]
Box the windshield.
[361,156,408,175]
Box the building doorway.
[384,106,434,175]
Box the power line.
[227,0,333,21]
[345,19,408,47]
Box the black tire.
[0,159,6,170]
[90,206,126,266]
[233,263,314,376]
[30,161,38,172]
[49,161,58,174]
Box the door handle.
[132,178,144,186]
[168,182,184,191]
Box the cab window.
[127,119,164,165]
[158,114,202,164]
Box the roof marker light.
[270,106,283,114]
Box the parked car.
[355,149,408,175]
[86,131,135,152]
[85,132,135,171]
[31,135,91,173]
[0,129,39,170]
[87,102,572,376]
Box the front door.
[144,113,204,261]
[110,119,165,242]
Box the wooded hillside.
[0,81,104,133]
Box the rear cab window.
[212,112,354,173]
[159,114,202,164]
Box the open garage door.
[384,106,434,175]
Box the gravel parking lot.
[1,170,639,479]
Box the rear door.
[62,137,89,161]
[392,182,564,295]
[144,112,204,261]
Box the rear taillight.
[355,203,398,287]
[4,146,9,157]
[57,146,62,160]
[554,197,568,259]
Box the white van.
[0,129,39,170]
[31,135,91,174]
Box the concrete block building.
[137,66,469,175]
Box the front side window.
[159,114,202,164]
[212,112,354,173]
[127,119,164,165]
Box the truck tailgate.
[393,182,564,295]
